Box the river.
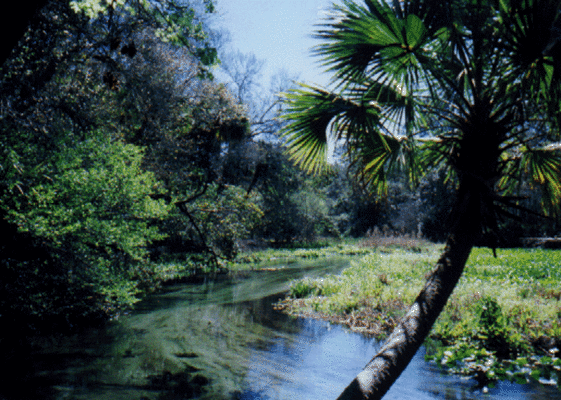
[1,256,560,400]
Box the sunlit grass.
[283,246,440,324]
[229,242,373,271]
[279,244,561,387]
[282,246,561,338]
[444,247,561,339]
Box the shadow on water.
[1,256,560,400]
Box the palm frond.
[494,0,561,100]
[495,0,561,67]
[499,145,561,216]
[376,0,454,34]
[280,78,424,194]
[348,129,407,196]
[280,84,381,174]
[314,0,434,87]
[418,137,451,168]
[313,1,394,83]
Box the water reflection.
[1,256,560,400]
[240,318,561,400]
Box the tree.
[246,142,304,243]
[417,170,457,241]
[69,0,218,77]
[0,132,170,329]
[280,0,561,398]
[219,50,298,139]
[0,0,253,328]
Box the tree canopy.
[1,0,353,332]
[0,0,261,330]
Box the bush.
[0,134,170,329]
[290,278,322,299]
[185,183,264,259]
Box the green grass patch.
[148,241,375,283]
[280,245,561,388]
[282,246,438,327]
[228,242,374,271]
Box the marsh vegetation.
[274,239,561,390]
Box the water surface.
[1,256,560,399]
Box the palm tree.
[280,0,561,398]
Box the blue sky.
[212,0,341,88]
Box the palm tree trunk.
[337,188,483,399]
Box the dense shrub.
[0,133,170,329]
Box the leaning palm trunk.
[337,183,484,399]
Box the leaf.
[405,14,428,48]
[348,130,406,196]
[314,0,432,84]
[281,84,382,174]
[520,146,561,215]
[196,47,218,66]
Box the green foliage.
[429,295,560,388]
[185,183,263,259]
[279,2,561,392]
[286,247,435,317]
[280,84,408,195]
[231,241,371,271]
[473,297,519,359]
[464,247,561,283]
[290,278,324,299]
[69,0,218,76]
[248,143,306,243]
[291,186,337,238]
[0,133,170,327]
[0,0,263,331]
[8,136,168,261]
[517,147,561,216]
[242,143,349,244]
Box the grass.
[147,240,376,285]
[278,245,438,334]
[277,242,561,389]
[438,247,561,343]
[227,241,375,271]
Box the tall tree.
[280,0,561,398]
[0,0,244,328]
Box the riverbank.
[272,241,561,389]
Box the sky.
[212,0,341,88]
